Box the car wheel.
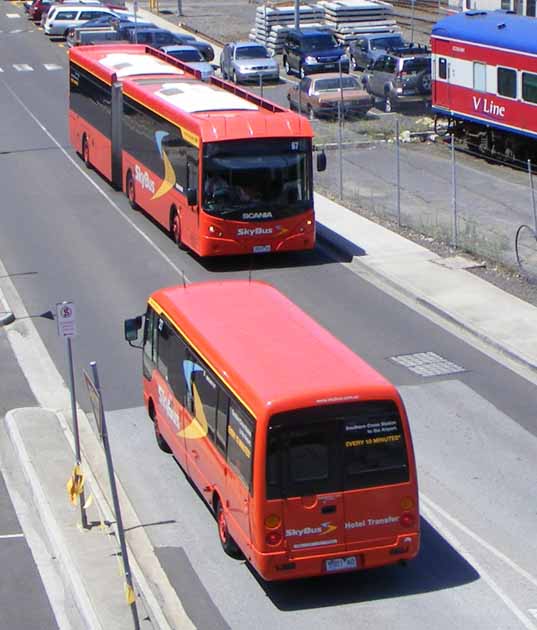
[418,72,432,94]
[215,499,242,558]
[284,58,291,75]
[307,104,314,120]
[299,65,306,80]
[384,96,392,113]
[351,55,358,71]
[232,69,239,84]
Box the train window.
[498,67,517,99]
[473,62,486,92]
[527,0,536,16]
[439,58,447,80]
[500,0,511,7]
[522,72,537,104]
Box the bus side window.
[167,333,188,405]
[191,361,218,439]
[156,318,170,382]
[227,402,254,489]
[215,390,229,454]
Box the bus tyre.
[126,171,138,210]
[171,208,186,250]
[154,418,172,453]
[82,136,91,169]
[216,500,242,558]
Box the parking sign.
[56,301,77,338]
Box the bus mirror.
[124,316,143,346]
[317,150,327,172]
[186,188,198,206]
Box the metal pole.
[90,362,140,630]
[451,133,458,248]
[410,0,416,43]
[177,0,182,17]
[66,337,88,530]
[338,60,343,200]
[528,159,537,232]
[133,0,138,43]
[395,117,401,227]
[259,73,263,98]
[294,0,299,30]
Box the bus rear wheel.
[126,171,138,210]
[82,136,91,169]
[216,499,242,558]
[171,208,186,250]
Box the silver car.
[220,41,279,84]
[160,45,215,81]
[44,3,114,37]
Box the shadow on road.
[252,516,479,610]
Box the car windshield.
[203,139,312,220]
[315,76,359,91]
[303,35,338,51]
[402,57,430,74]
[236,45,269,59]
[169,49,202,62]
[371,35,404,50]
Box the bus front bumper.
[198,230,316,257]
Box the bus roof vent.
[465,10,487,15]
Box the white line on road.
[43,64,62,70]
[0,533,25,539]
[421,501,537,630]
[6,14,21,18]
[13,64,33,72]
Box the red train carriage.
[432,10,537,160]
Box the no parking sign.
[56,301,77,338]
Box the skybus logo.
[285,522,337,537]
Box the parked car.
[40,0,124,27]
[220,41,279,84]
[282,28,349,79]
[66,15,154,47]
[44,3,115,36]
[287,73,373,119]
[26,0,53,21]
[361,44,431,112]
[159,45,215,80]
[348,32,405,71]
[126,27,214,61]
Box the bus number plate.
[253,245,271,254]
[325,557,358,573]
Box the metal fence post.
[528,159,537,233]
[395,117,401,227]
[451,133,458,248]
[338,60,343,200]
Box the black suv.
[361,44,431,112]
[282,29,349,79]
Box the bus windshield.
[266,401,409,499]
[203,138,312,220]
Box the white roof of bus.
[98,52,184,78]
[156,82,258,113]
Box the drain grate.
[390,352,465,377]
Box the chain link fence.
[314,121,537,280]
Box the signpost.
[56,301,88,530]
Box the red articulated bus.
[124,280,420,581]
[68,44,326,257]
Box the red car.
[27,0,52,21]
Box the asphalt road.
[1,5,537,629]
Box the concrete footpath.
[1,9,537,630]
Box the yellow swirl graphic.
[177,382,208,439]
[152,149,176,200]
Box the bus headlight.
[208,225,223,237]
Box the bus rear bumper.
[251,533,420,581]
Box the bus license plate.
[325,557,358,573]
[253,245,271,254]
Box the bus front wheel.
[216,499,241,558]
[171,208,186,250]
[82,136,91,169]
[126,171,138,210]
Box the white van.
[44,3,115,37]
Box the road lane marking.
[421,500,537,630]
[6,14,21,18]
[0,533,25,539]
[43,64,62,70]
[13,64,33,71]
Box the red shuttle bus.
[124,281,420,581]
[68,44,325,257]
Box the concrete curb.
[0,292,15,326]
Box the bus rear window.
[266,402,409,499]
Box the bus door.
[225,401,254,548]
[341,404,413,550]
[154,316,188,464]
[278,422,346,557]
[185,157,199,249]
[111,81,123,190]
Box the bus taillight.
[265,531,282,546]
[399,512,415,528]
[264,514,281,529]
